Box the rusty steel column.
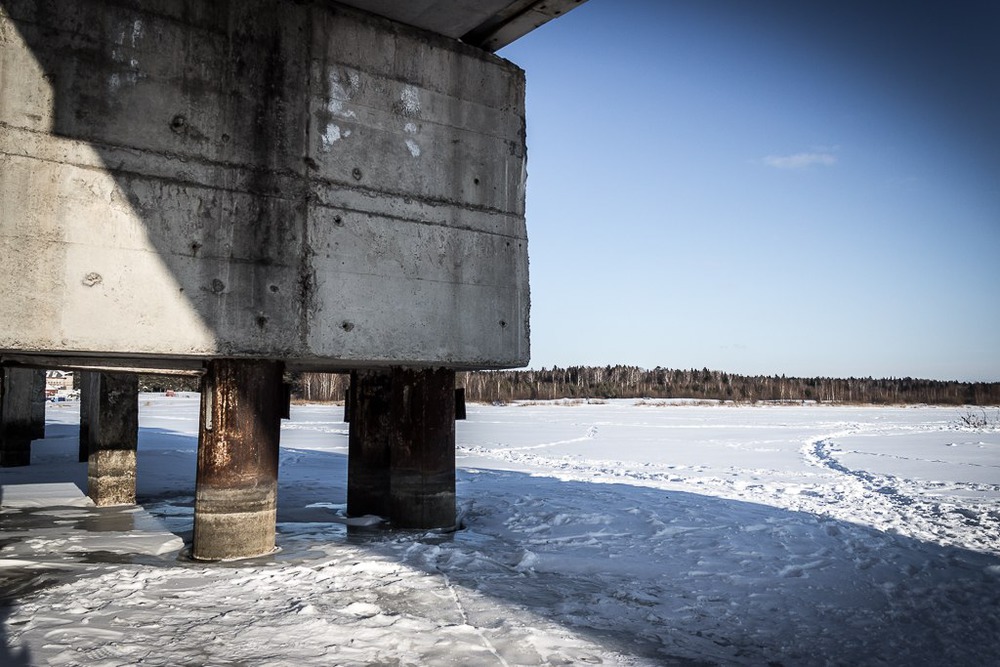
[86,372,139,506]
[389,368,456,529]
[1,368,44,467]
[193,359,283,561]
[347,369,393,518]
[79,371,96,463]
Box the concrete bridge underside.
[0,0,586,559]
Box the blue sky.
[499,0,1000,381]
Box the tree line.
[291,366,1000,406]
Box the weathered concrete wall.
[0,0,529,370]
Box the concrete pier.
[193,359,283,561]
[389,368,457,529]
[85,372,139,506]
[0,368,46,467]
[347,370,393,518]
[30,370,45,440]
[348,368,457,528]
[79,371,94,463]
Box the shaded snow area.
[2,397,999,666]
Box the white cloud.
[762,152,837,169]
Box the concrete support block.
[193,359,283,561]
[389,368,456,529]
[1,1,530,369]
[86,372,139,506]
[1,368,46,467]
[347,370,393,517]
[347,368,457,528]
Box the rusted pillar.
[79,371,96,462]
[389,368,456,529]
[347,370,393,517]
[193,359,283,561]
[1,368,45,467]
[86,372,139,506]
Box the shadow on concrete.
[2,0,314,358]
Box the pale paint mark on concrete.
[327,70,358,119]
[398,85,421,117]
[321,124,342,150]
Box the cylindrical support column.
[347,369,393,518]
[193,359,283,561]
[389,368,456,529]
[1,367,44,467]
[86,372,139,506]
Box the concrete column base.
[193,359,283,561]
[88,449,138,506]
[86,372,139,506]
[193,487,277,560]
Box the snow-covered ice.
[2,396,999,665]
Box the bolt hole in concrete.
[333,215,344,226]
[81,272,103,287]
[341,321,355,332]
[169,114,186,131]
[499,320,507,328]
[352,167,363,180]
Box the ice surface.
[0,483,93,508]
[2,396,998,665]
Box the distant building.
[45,370,75,397]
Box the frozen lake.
[2,397,999,665]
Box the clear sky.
[498,0,1000,382]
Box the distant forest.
[293,366,1000,406]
